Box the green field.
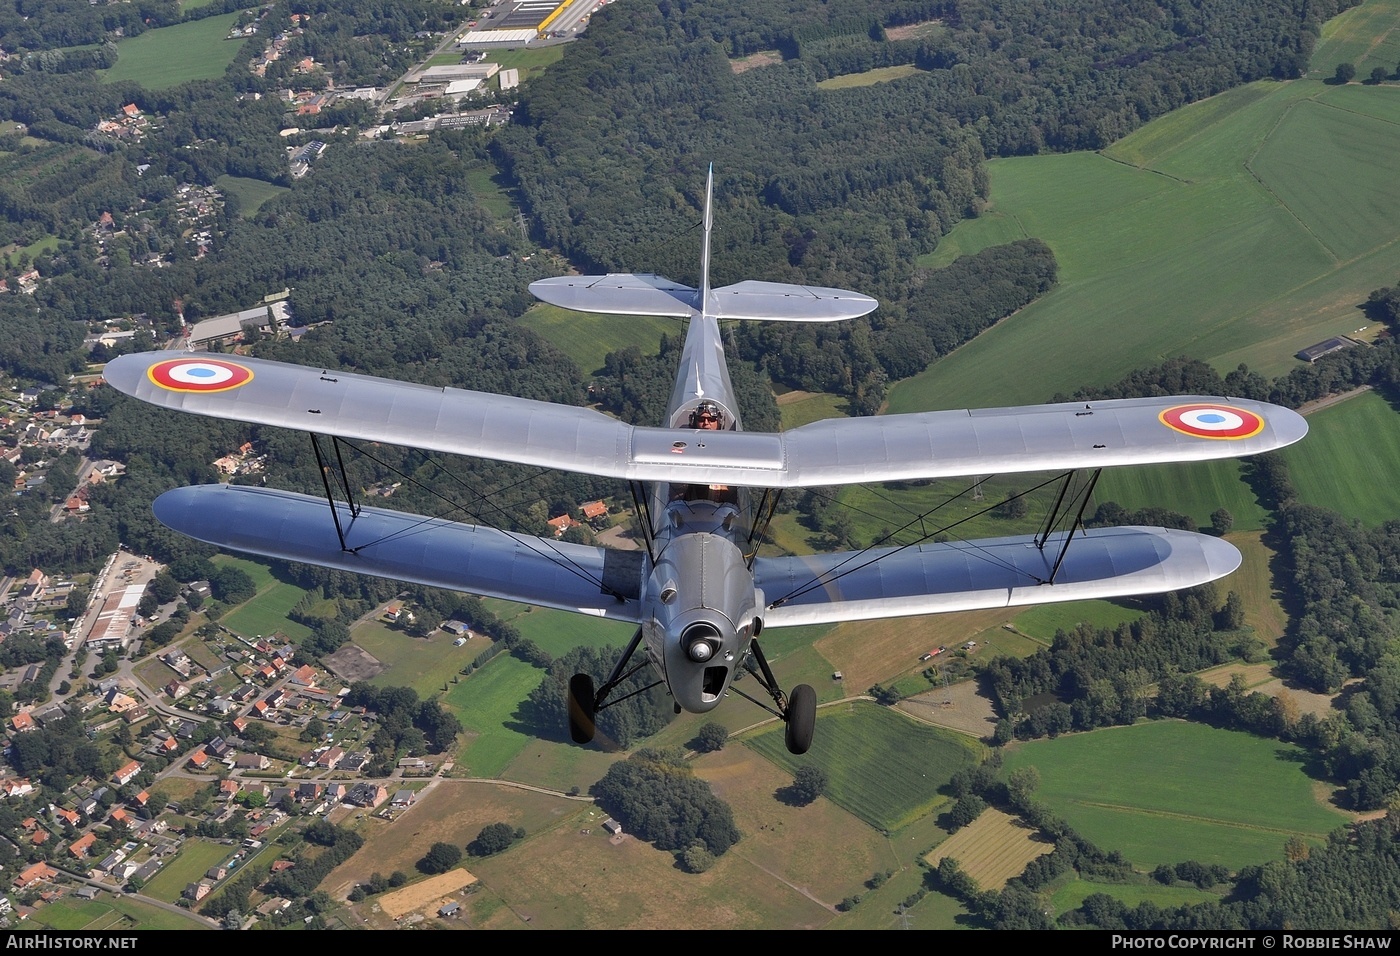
[481,598,636,657]
[1093,458,1268,532]
[517,302,673,377]
[142,838,235,903]
[1284,389,1400,525]
[888,77,1400,415]
[442,652,548,777]
[1010,599,1145,643]
[463,165,517,221]
[1001,721,1349,869]
[817,64,925,89]
[486,45,565,83]
[215,553,314,643]
[23,894,207,931]
[102,14,245,88]
[747,701,985,831]
[1310,0,1400,81]
[1048,876,1219,917]
[216,175,288,217]
[354,619,471,697]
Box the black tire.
[568,673,597,744]
[784,684,817,755]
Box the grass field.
[216,174,288,217]
[1284,389,1400,525]
[143,838,235,903]
[817,64,925,89]
[441,652,548,778]
[1010,599,1145,643]
[23,894,207,931]
[1001,721,1350,869]
[1092,458,1268,532]
[887,77,1400,415]
[485,45,565,83]
[462,165,517,221]
[354,618,470,696]
[747,701,985,831]
[102,14,244,88]
[517,302,672,377]
[480,598,635,658]
[1047,876,1218,917]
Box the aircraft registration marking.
[1158,403,1264,440]
[147,358,255,393]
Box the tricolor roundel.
[1158,403,1264,440]
[147,358,254,393]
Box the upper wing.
[754,526,1240,627]
[152,484,645,622]
[529,274,879,322]
[104,352,1306,486]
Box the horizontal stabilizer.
[152,485,645,623]
[755,526,1240,627]
[529,274,697,317]
[528,275,878,322]
[709,280,878,322]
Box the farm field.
[925,807,1054,890]
[1284,388,1400,525]
[1309,0,1400,81]
[1001,721,1350,869]
[101,14,244,88]
[517,302,671,377]
[887,77,1400,415]
[746,701,985,831]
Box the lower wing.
[153,485,645,623]
[754,527,1240,627]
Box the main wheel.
[784,683,817,755]
[568,673,597,744]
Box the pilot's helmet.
[691,401,722,428]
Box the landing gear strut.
[566,626,661,745]
[736,639,817,755]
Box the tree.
[1369,66,1388,84]
[1210,508,1234,536]
[790,765,828,805]
[682,843,715,873]
[1335,62,1356,83]
[418,841,462,874]
[694,722,728,753]
[468,822,517,857]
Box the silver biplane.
[104,170,1306,754]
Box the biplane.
[103,170,1306,754]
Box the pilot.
[690,401,723,430]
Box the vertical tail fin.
[699,164,714,314]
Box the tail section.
[528,167,877,324]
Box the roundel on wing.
[1159,403,1264,440]
[147,358,255,393]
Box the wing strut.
[310,433,362,553]
[1032,468,1103,585]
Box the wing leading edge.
[104,352,1307,486]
